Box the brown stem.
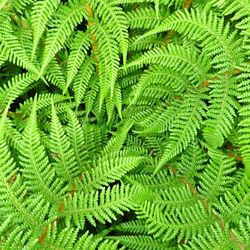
[183,0,192,9]
[86,4,99,72]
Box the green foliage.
[0,0,250,249]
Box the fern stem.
[86,4,99,73]
[183,0,192,9]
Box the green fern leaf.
[139,9,244,70]
[61,184,145,228]
[31,0,60,59]
[155,91,206,173]
[50,101,79,181]
[65,31,90,91]
[78,151,147,192]
[90,0,128,64]
[19,97,65,204]
[39,0,87,75]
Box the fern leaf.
[203,75,240,148]
[213,176,250,223]
[130,65,193,105]
[73,57,94,107]
[181,223,236,250]
[124,45,210,91]
[127,6,164,29]
[0,107,49,235]
[223,0,250,34]
[61,185,144,228]
[233,217,250,246]
[31,0,60,59]
[102,121,133,155]
[19,97,65,204]
[90,0,128,63]
[198,148,236,203]
[50,101,79,181]
[65,31,90,91]
[98,239,120,250]
[45,58,67,91]
[155,92,206,173]
[40,0,87,75]
[126,171,180,190]
[136,201,215,242]
[114,220,149,235]
[93,21,120,103]
[0,72,35,107]
[38,225,102,250]
[0,12,40,75]
[177,142,207,183]
[136,99,182,134]
[78,151,146,192]
[66,109,86,172]
[139,9,244,70]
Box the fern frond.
[213,176,250,224]
[37,225,102,250]
[198,148,236,203]
[139,9,244,70]
[203,75,239,148]
[19,98,65,204]
[114,219,149,235]
[93,20,120,102]
[181,223,236,250]
[77,151,146,192]
[0,12,40,75]
[128,34,164,52]
[66,109,86,172]
[102,121,133,155]
[0,226,38,250]
[98,239,120,250]
[39,0,87,75]
[73,57,94,107]
[50,101,79,181]
[90,0,129,63]
[136,200,215,241]
[127,6,165,29]
[17,93,68,117]
[126,171,180,190]
[233,217,250,246]
[0,72,35,108]
[3,117,22,151]
[155,91,206,173]
[11,0,36,13]
[124,45,211,92]
[136,99,182,134]
[65,31,90,91]
[31,0,60,59]
[143,135,168,158]
[223,0,250,34]
[176,142,207,183]
[130,65,192,105]
[237,64,250,176]
[61,184,145,228]
[45,58,66,91]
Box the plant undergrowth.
[0,0,250,249]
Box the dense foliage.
[0,0,250,249]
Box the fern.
[1,0,250,248]
[39,0,87,75]
[31,0,60,59]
